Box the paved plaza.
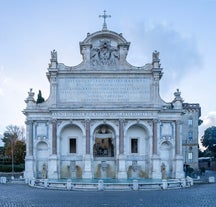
[0,183,215,207]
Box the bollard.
[0,177,7,184]
[30,179,35,186]
[44,179,48,188]
[208,176,215,183]
[98,180,104,191]
[66,180,72,190]
[162,180,167,189]
[180,179,186,187]
[186,176,193,186]
[133,180,139,191]
[25,178,29,184]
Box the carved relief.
[90,39,119,67]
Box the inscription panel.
[57,77,151,103]
[52,111,156,119]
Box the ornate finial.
[25,88,35,105]
[51,49,57,61]
[49,49,58,68]
[172,89,183,109]
[99,10,111,30]
[174,89,184,102]
[152,50,161,68]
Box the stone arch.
[125,122,150,155]
[59,124,83,156]
[124,121,152,138]
[125,123,150,179]
[57,120,85,137]
[36,141,48,178]
[36,141,49,159]
[93,123,116,158]
[160,141,174,178]
[59,124,84,179]
[91,120,118,137]
[91,121,117,179]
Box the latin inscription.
[52,111,155,119]
[57,77,151,103]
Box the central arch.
[92,123,116,179]
[93,125,115,158]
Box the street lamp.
[184,139,187,178]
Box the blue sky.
[0,0,216,145]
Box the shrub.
[0,164,25,172]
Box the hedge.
[0,164,25,172]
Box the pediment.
[79,30,131,70]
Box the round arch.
[57,120,86,137]
[124,120,152,138]
[92,122,116,158]
[160,141,174,178]
[91,120,118,138]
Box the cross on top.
[99,10,111,30]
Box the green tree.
[36,90,45,104]
[201,126,216,157]
[6,140,26,164]
[2,125,25,175]
[199,147,214,157]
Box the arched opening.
[93,124,116,179]
[93,125,115,158]
[36,141,48,179]
[160,141,173,178]
[59,124,83,179]
[125,124,150,178]
[125,124,149,156]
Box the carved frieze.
[90,39,119,67]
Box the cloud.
[0,66,11,96]
[125,22,202,92]
[201,111,216,129]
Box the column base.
[175,155,184,179]
[24,156,34,179]
[83,155,93,179]
[151,155,161,179]
[117,155,127,179]
[48,155,58,179]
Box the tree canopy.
[36,90,45,104]
[2,125,23,147]
[201,126,216,157]
[1,125,26,164]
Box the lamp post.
[11,139,15,179]
[184,139,187,178]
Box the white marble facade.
[24,22,200,180]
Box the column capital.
[175,120,183,125]
[50,119,57,124]
[153,119,159,124]
[25,120,33,125]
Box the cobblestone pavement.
[0,183,215,207]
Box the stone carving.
[51,49,57,60]
[41,163,47,179]
[90,39,119,67]
[161,162,167,180]
[173,89,183,102]
[132,161,138,172]
[152,50,160,62]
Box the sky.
[0,0,216,146]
